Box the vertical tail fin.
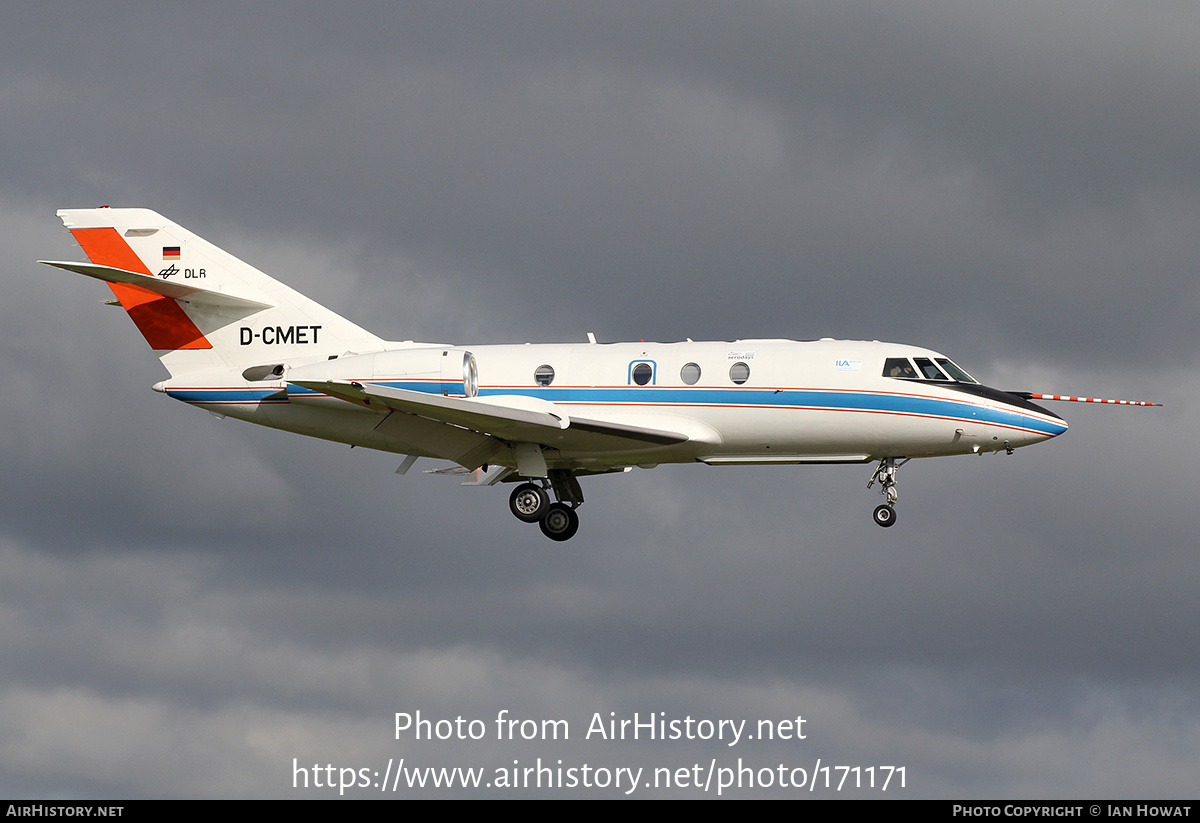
[42,207,383,378]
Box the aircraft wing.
[289,379,690,452]
[39,260,273,312]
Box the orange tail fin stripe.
[69,227,212,351]
[68,227,154,275]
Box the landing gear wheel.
[539,503,580,541]
[509,483,549,523]
[873,504,897,528]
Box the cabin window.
[534,364,555,387]
[729,362,750,385]
[680,362,701,385]
[882,358,918,379]
[631,362,654,386]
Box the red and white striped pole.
[1028,394,1160,406]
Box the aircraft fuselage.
[158,337,1066,471]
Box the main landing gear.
[866,456,909,528]
[508,469,583,541]
[509,484,549,523]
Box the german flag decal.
[163,246,181,260]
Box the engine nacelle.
[365,347,478,397]
[285,346,478,408]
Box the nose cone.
[945,382,1069,443]
[1023,396,1061,419]
[1003,392,1068,442]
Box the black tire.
[539,503,579,541]
[873,504,897,528]
[509,483,549,523]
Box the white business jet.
[41,208,1158,540]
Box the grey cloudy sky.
[1,1,1195,797]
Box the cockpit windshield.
[882,355,978,384]
[883,358,918,379]
[934,357,977,383]
[913,357,947,380]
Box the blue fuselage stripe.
[168,382,1067,436]
[474,386,1066,436]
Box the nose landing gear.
[872,504,896,528]
[867,456,909,528]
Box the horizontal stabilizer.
[39,260,273,313]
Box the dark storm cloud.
[10,2,1199,353]
[1,1,1196,797]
